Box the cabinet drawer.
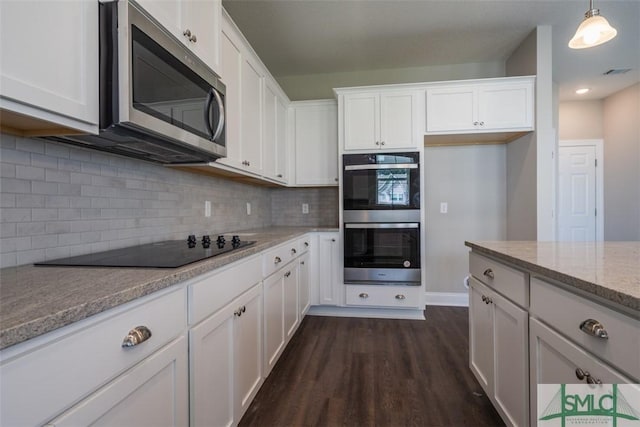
[189,254,262,325]
[345,285,421,308]
[469,251,528,307]
[262,240,298,277]
[530,278,639,381]
[0,287,186,427]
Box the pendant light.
[569,0,617,49]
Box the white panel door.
[240,57,263,173]
[379,91,418,149]
[558,145,596,241]
[262,81,278,179]
[344,93,379,150]
[294,101,338,185]
[48,337,189,427]
[219,30,242,167]
[425,86,475,132]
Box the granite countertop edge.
[465,241,639,313]
[0,227,337,351]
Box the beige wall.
[424,145,506,293]
[559,100,604,140]
[277,61,505,100]
[505,29,538,240]
[602,83,640,240]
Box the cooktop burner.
[35,235,256,268]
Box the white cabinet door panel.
[283,264,299,339]
[240,58,263,173]
[0,0,98,126]
[49,337,188,427]
[344,93,379,150]
[469,278,493,392]
[379,91,417,149]
[479,83,533,131]
[263,272,285,374]
[426,87,475,132]
[219,29,242,167]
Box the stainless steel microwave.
[46,0,226,164]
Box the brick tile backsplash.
[0,134,338,267]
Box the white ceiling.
[222,0,640,101]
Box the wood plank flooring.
[239,306,504,427]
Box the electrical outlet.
[204,201,211,217]
[302,203,309,214]
[246,202,251,215]
[440,202,448,214]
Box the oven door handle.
[345,223,419,229]
[344,164,418,171]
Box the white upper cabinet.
[263,79,289,183]
[136,0,221,74]
[0,0,98,134]
[240,56,263,174]
[292,100,338,186]
[340,89,421,151]
[426,77,534,134]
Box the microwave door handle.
[211,88,225,141]
[204,88,215,139]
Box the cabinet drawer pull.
[304,241,309,247]
[285,271,291,278]
[579,319,609,339]
[122,326,152,348]
[359,293,369,299]
[274,256,281,264]
[395,294,405,300]
[291,248,297,255]
[483,268,494,279]
[575,367,587,380]
[301,261,305,265]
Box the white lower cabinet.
[0,287,187,427]
[190,283,263,427]
[529,318,636,427]
[317,232,341,306]
[298,252,311,317]
[47,336,189,427]
[263,269,286,375]
[283,263,300,339]
[469,277,528,427]
[345,285,421,308]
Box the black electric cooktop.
[35,235,256,268]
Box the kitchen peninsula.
[466,240,639,427]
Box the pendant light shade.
[569,0,617,49]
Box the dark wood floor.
[239,306,504,427]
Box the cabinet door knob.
[483,268,494,279]
[190,34,197,43]
[301,261,305,265]
[183,29,192,37]
[331,238,336,242]
[334,177,338,182]
[579,319,609,339]
[285,271,291,278]
[479,121,484,126]
[375,141,380,145]
[395,294,405,300]
[359,293,369,299]
[575,367,587,380]
[380,141,385,146]
[304,242,309,247]
[122,326,152,348]
[277,174,283,178]
[291,248,297,255]
[473,121,479,126]
[481,295,487,302]
[274,256,282,264]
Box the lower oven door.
[344,223,420,285]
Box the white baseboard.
[307,305,425,320]
[424,292,469,307]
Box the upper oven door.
[343,152,420,211]
[109,1,226,157]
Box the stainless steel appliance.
[35,235,253,268]
[343,222,420,286]
[45,0,226,164]
[343,152,420,222]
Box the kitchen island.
[465,240,639,427]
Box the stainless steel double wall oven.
[343,152,421,286]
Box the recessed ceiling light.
[576,88,590,95]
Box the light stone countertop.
[0,226,338,351]
[465,241,640,314]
